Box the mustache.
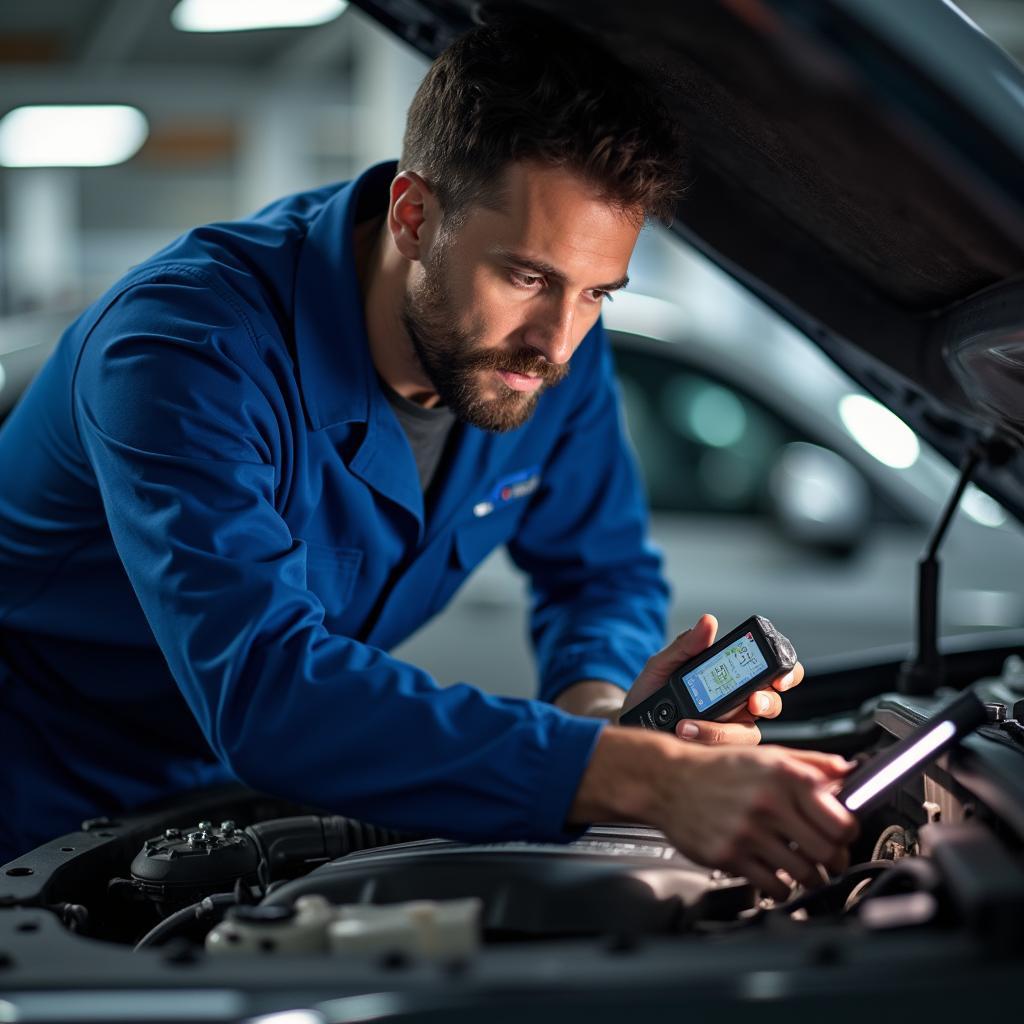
[461,347,570,386]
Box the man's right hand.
[568,726,858,901]
[654,742,857,898]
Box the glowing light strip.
[843,720,957,811]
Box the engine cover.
[262,824,754,936]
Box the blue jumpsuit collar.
[292,159,397,432]
[292,160,425,530]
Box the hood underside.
[353,0,1024,518]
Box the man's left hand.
[619,613,804,746]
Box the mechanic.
[0,14,856,895]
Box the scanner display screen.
[681,632,768,711]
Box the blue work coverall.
[0,161,669,861]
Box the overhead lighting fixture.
[171,0,348,33]
[0,105,148,167]
[838,393,920,470]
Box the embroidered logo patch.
[473,466,541,517]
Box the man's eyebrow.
[493,248,630,292]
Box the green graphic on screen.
[682,633,768,710]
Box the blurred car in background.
[395,287,1024,697]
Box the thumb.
[644,614,718,677]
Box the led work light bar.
[837,691,988,816]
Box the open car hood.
[352,0,1024,519]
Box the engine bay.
[3,660,1024,1021]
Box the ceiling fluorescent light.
[0,106,148,168]
[172,0,348,33]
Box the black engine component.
[261,825,756,938]
[128,815,415,911]
[247,814,414,883]
[919,822,1024,952]
[129,820,260,908]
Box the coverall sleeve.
[72,271,602,843]
[507,320,671,704]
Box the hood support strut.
[899,437,1013,695]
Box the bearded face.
[386,161,639,431]
[400,237,570,433]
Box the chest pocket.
[451,504,524,573]
[302,542,363,625]
[412,511,520,626]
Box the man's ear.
[387,171,438,262]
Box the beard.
[400,245,569,433]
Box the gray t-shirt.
[379,376,456,493]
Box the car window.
[611,340,914,525]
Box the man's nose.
[522,297,576,366]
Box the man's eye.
[510,272,543,289]
[589,289,613,303]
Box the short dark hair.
[400,13,686,227]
